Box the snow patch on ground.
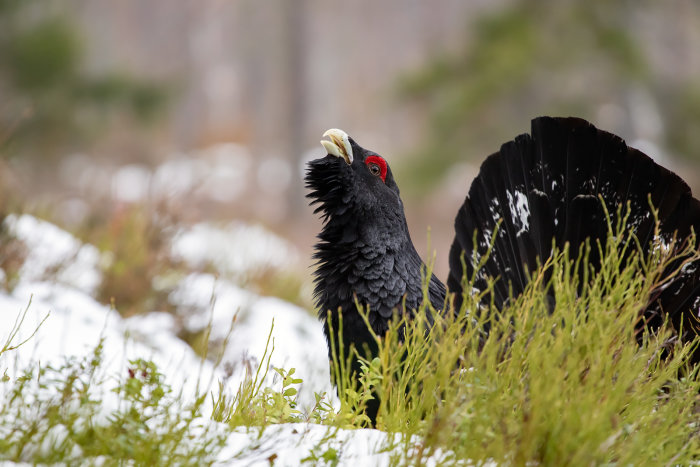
[220,424,397,466]
[76,143,255,204]
[170,221,299,282]
[217,423,460,466]
[2,282,219,409]
[3,214,101,295]
[170,272,332,409]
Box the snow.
[2,282,218,410]
[194,143,252,196]
[0,214,430,465]
[112,164,152,202]
[170,221,299,282]
[150,156,208,199]
[167,221,329,409]
[219,424,413,466]
[169,272,332,409]
[1,214,213,401]
[3,214,101,295]
[64,142,254,204]
[213,423,461,466]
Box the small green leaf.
[321,448,338,461]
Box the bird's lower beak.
[321,129,353,164]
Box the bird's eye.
[364,155,387,182]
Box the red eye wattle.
[364,155,387,182]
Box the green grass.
[1,212,699,465]
[325,209,700,464]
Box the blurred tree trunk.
[282,0,308,217]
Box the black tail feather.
[448,116,700,360]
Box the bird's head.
[306,129,405,242]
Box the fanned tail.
[447,117,700,359]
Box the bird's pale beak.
[321,129,353,164]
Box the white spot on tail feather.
[506,190,530,236]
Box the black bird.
[306,117,700,384]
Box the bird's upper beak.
[321,129,353,164]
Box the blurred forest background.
[2,0,700,306]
